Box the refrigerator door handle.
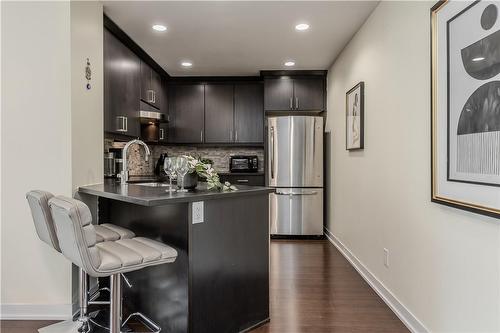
[275,190,318,196]
[270,126,275,180]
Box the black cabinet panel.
[205,84,234,143]
[219,174,265,186]
[140,61,162,110]
[104,29,140,137]
[293,78,324,111]
[264,78,294,111]
[169,84,204,143]
[234,83,264,143]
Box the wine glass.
[175,156,190,193]
[163,157,177,193]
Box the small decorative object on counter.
[185,155,237,191]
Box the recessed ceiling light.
[472,56,485,62]
[295,23,309,31]
[152,24,167,32]
[284,61,295,67]
[181,61,193,67]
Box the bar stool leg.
[78,268,90,332]
[110,273,122,333]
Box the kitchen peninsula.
[78,181,274,333]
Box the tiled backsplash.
[107,142,265,176]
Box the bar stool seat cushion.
[49,196,178,278]
[95,224,135,242]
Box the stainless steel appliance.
[267,116,323,236]
[230,155,259,173]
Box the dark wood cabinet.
[168,84,205,143]
[140,61,162,110]
[264,76,325,112]
[293,78,324,111]
[104,28,140,137]
[205,84,234,143]
[234,83,264,143]
[264,78,294,111]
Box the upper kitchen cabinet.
[204,84,234,143]
[234,83,264,143]
[263,71,326,112]
[104,28,140,137]
[168,84,205,143]
[140,61,162,110]
[263,78,294,111]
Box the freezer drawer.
[270,188,323,236]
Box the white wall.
[326,2,500,332]
[1,1,103,319]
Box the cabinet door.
[293,78,324,111]
[140,61,153,105]
[104,29,140,137]
[204,84,234,143]
[234,83,264,143]
[264,78,294,111]
[169,84,205,143]
[150,70,162,110]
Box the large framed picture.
[431,0,500,218]
[346,82,364,150]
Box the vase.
[182,172,198,189]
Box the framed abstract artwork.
[431,0,500,218]
[346,82,364,150]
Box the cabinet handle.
[295,97,299,109]
[160,128,164,140]
[124,117,128,132]
[236,179,249,183]
[289,97,293,110]
[147,90,154,103]
[153,91,156,103]
[116,116,127,132]
[230,129,233,141]
[235,130,238,142]
[200,130,203,142]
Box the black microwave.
[230,155,258,173]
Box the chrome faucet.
[120,139,151,184]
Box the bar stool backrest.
[49,196,101,277]
[26,190,60,252]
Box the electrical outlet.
[192,201,204,224]
[383,248,389,268]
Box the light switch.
[192,201,204,224]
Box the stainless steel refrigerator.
[267,116,323,236]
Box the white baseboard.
[324,227,429,333]
[0,303,72,320]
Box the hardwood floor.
[251,240,409,333]
[0,240,408,333]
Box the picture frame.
[431,0,500,218]
[346,81,364,150]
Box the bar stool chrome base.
[38,320,83,333]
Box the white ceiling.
[103,1,379,76]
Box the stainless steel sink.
[136,182,171,188]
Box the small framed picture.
[346,82,364,150]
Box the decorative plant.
[185,155,237,191]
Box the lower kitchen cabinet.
[219,174,265,186]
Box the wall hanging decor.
[346,81,364,150]
[431,0,500,218]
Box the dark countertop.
[78,180,274,207]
